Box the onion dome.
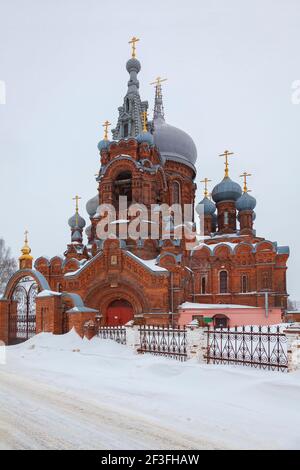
[68,213,86,229]
[150,77,197,169]
[97,139,110,152]
[196,197,216,216]
[212,176,242,203]
[126,57,141,74]
[86,195,99,217]
[236,191,257,211]
[153,117,197,169]
[19,231,33,261]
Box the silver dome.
[86,195,99,217]
[153,117,197,169]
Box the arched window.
[201,276,206,294]
[123,123,129,138]
[114,171,132,207]
[241,275,248,293]
[172,181,181,205]
[219,270,228,294]
[224,211,229,225]
[125,98,130,113]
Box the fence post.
[125,321,140,352]
[283,324,300,372]
[186,320,207,363]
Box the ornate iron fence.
[9,276,38,344]
[97,326,126,345]
[205,325,288,372]
[138,325,187,361]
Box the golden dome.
[19,231,33,261]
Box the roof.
[179,302,257,310]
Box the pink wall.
[178,307,282,327]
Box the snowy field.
[0,330,299,450]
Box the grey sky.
[0,0,299,299]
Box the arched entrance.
[106,299,134,326]
[9,276,39,344]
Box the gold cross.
[73,195,81,226]
[200,177,212,197]
[102,120,111,140]
[150,76,168,87]
[219,150,234,177]
[24,230,29,244]
[141,111,148,132]
[240,171,252,193]
[128,36,140,58]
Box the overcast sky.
[0,0,299,299]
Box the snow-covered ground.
[0,330,299,450]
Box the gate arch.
[9,276,39,344]
[4,269,50,345]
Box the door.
[106,299,134,326]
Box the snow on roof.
[125,251,168,273]
[66,306,98,314]
[37,290,61,298]
[179,302,257,310]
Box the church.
[0,38,289,344]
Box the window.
[241,275,248,293]
[214,315,228,328]
[201,276,206,294]
[224,211,229,225]
[172,181,181,205]
[123,123,129,138]
[219,270,228,293]
[125,98,130,113]
[114,171,132,206]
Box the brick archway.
[84,280,148,324]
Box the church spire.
[151,77,167,121]
[112,36,149,141]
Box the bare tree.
[0,238,17,295]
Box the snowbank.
[1,331,300,450]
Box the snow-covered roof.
[125,251,168,273]
[179,302,257,310]
[37,290,61,298]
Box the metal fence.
[97,326,126,345]
[138,325,187,361]
[205,325,288,372]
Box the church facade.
[0,39,289,344]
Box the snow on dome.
[153,117,197,169]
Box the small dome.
[196,197,216,216]
[126,57,141,74]
[86,195,99,217]
[212,176,242,203]
[68,213,86,229]
[97,139,110,152]
[153,117,197,169]
[236,192,257,211]
[137,131,154,145]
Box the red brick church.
[0,38,289,344]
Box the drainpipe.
[185,266,195,303]
[264,292,269,318]
[170,272,174,327]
